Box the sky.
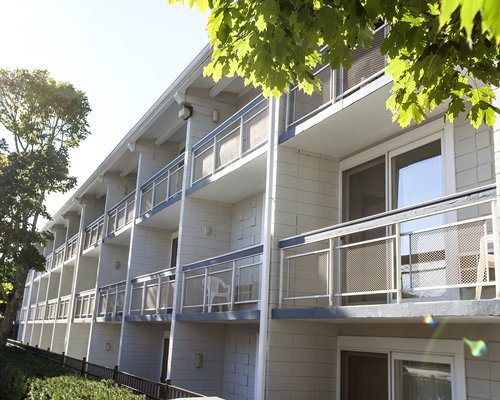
[0,0,209,220]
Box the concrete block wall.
[39,323,54,349]
[230,194,264,251]
[30,324,42,346]
[95,244,129,288]
[59,265,75,295]
[66,323,91,359]
[75,258,98,292]
[119,323,168,380]
[51,324,66,353]
[87,323,121,367]
[81,198,105,227]
[64,212,81,239]
[222,325,259,400]
[178,198,232,265]
[46,271,61,300]
[169,322,226,396]
[266,320,338,400]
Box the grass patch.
[0,345,142,400]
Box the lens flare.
[463,338,487,357]
[423,315,435,325]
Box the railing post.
[230,261,236,311]
[61,351,66,367]
[395,222,402,303]
[278,249,284,308]
[141,282,146,316]
[81,357,87,376]
[329,238,335,306]
[212,136,217,175]
[203,267,209,312]
[492,200,500,298]
[239,115,245,157]
[156,279,161,314]
[113,365,119,382]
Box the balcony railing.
[130,268,175,316]
[45,256,53,272]
[74,289,96,319]
[46,298,58,320]
[286,24,387,129]
[83,215,104,251]
[57,295,71,320]
[28,305,36,321]
[107,192,136,236]
[279,186,498,308]
[97,281,126,318]
[191,96,269,185]
[35,302,46,321]
[65,233,79,261]
[181,245,262,313]
[140,154,184,217]
[54,243,66,268]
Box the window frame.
[336,336,466,400]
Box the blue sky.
[0,0,208,217]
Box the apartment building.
[16,26,500,400]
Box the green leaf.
[255,14,267,32]
[439,0,460,26]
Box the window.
[337,336,466,400]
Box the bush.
[27,375,143,400]
[0,346,142,400]
[0,346,67,400]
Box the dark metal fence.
[7,339,203,399]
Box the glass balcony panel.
[126,199,135,223]
[116,289,125,314]
[154,178,168,207]
[141,188,153,214]
[216,126,240,169]
[130,285,142,313]
[108,213,117,234]
[116,206,126,229]
[193,144,214,182]
[236,262,260,302]
[144,283,158,312]
[183,272,205,310]
[168,167,183,198]
[243,104,268,152]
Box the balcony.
[53,243,65,269]
[46,298,58,320]
[107,191,135,238]
[57,295,71,320]
[35,302,46,321]
[83,215,104,252]
[139,153,184,222]
[285,25,387,130]
[188,96,269,201]
[128,268,175,322]
[97,281,126,321]
[28,305,36,321]
[276,186,499,319]
[44,256,53,273]
[74,289,96,320]
[65,233,79,262]
[180,245,262,319]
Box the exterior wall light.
[105,342,111,352]
[194,352,203,368]
[114,261,121,269]
[178,104,193,120]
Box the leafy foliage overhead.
[169,0,500,128]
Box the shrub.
[27,375,143,400]
[0,346,67,400]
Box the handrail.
[85,214,104,231]
[107,190,136,212]
[141,153,185,190]
[182,244,263,272]
[107,191,136,236]
[192,95,265,152]
[99,280,127,291]
[280,185,496,249]
[76,288,96,297]
[131,267,176,284]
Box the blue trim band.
[278,127,296,144]
[136,192,181,222]
[176,310,260,321]
[125,314,172,323]
[182,245,263,272]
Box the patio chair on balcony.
[204,276,231,312]
[475,234,495,300]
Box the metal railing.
[279,185,498,307]
[28,305,36,321]
[140,154,184,217]
[57,295,71,320]
[45,256,53,272]
[54,243,66,267]
[35,302,46,321]
[65,233,79,261]
[7,339,204,399]
[83,215,104,250]
[286,24,387,129]
[130,268,175,316]
[97,281,126,318]
[181,245,262,313]
[74,289,96,319]
[46,298,58,320]
[191,96,269,185]
[107,191,136,236]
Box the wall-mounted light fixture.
[105,342,112,352]
[204,225,212,236]
[178,104,193,120]
[194,353,203,368]
[114,261,121,269]
[212,109,219,123]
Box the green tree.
[171,0,500,128]
[0,69,90,347]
